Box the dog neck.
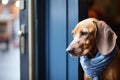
[87,45,98,58]
[87,51,98,59]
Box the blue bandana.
[80,46,118,80]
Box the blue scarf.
[80,46,118,80]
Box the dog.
[66,18,120,80]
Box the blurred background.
[0,0,20,80]
[88,0,120,48]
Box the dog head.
[66,18,117,57]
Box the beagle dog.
[66,18,120,80]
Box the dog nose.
[66,48,74,53]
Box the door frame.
[34,0,46,80]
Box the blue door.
[46,0,80,80]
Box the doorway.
[0,0,20,80]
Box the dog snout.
[66,47,74,53]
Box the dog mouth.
[66,48,83,57]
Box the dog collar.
[80,46,118,80]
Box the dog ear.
[93,21,117,55]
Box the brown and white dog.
[66,18,120,80]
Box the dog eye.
[81,32,88,36]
